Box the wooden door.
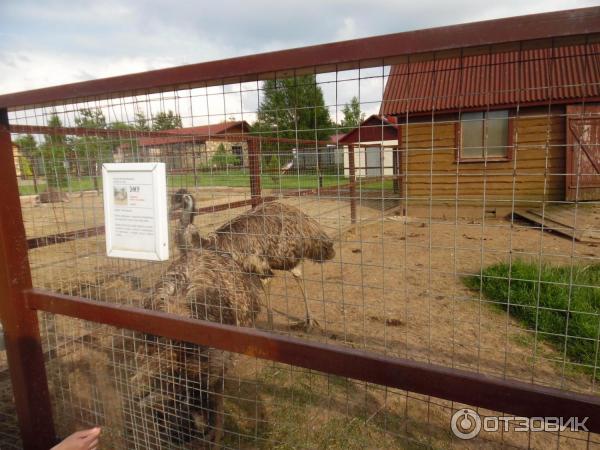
[566,104,600,201]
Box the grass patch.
[20,171,398,196]
[169,171,343,190]
[465,260,600,372]
[18,176,99,195]
[170,171,397,192]
[222,364,435,449]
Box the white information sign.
[102,163,169,261]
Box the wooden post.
[192,142,198,188]
[93,160,99,192]
[32,161,39,194]
[0,109,56,449]
[248,138,262,207]
[393,123,402,195]
[348,144,357,224]
[316,146,323,191]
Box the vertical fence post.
[0,109,56,449]
[393,123,402,195]
[248,138,262,207]
[348,144,357,224]
[32,162,39,194]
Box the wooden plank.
[514,204,600,242]
[514,209,585,240]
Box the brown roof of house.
[381,44,600,116]
[339,115,398,144]
[138,120,251,146]
[328,133,347,144]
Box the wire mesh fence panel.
[2,26,600,449]
[32,314,600,449]
[0,365,22,449]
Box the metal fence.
[1,7,600,449]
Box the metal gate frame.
[1,7,600,449]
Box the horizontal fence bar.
[24,181,361,250]
[8,124,331,146]
[26,288,600,434]
[1,8,599,110]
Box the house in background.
[342,43,600,207]
[381,43,600,206]
[115,120,251,170]
[291,133,346,173]
[339,115,398,178]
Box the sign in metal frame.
[102,162,169,261]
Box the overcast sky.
[0,1,596,124]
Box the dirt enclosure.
[2,188,599,449]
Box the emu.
[134,201,263,445]
[172,189,335,330]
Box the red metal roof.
[138,120,250,146]
[381,44,600,116]
[339,115,398,144]
[328,133,347,144]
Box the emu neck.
[181,209,195,227]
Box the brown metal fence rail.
[1,7,600,449]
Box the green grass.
[465,260,600,372]
[170,170,397,192]
[169,171,344,190]
[20,171,396,196]
[18,177,99,195]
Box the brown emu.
[173,189,336,329]
[135,236,262,445]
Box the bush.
[42,146,69,188]
[210,144,240,168]
[465,260,600,372]
[18,156,33,178]
[267,155,281,171]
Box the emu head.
[170,188,189,212]
[181,193,196,226]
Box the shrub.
[211,144,240,168]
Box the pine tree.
[255,75,333,141]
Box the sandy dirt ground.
[1,188,599,449]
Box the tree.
[13,134,37,158]
[152,110,182,131]
[108,121,135,131]
[133,111,150,131]
[74,108,106,129]
[70,108,113,179]
[40,114,69,188]
[340,96,364,132]
[254,75,333,141]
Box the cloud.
[0,0,596,124]
[336,17,358,41]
